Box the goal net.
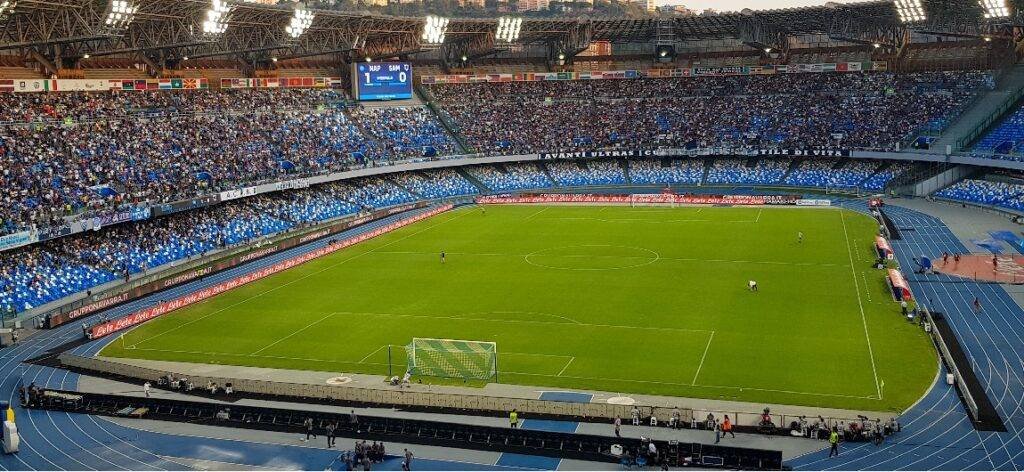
[404,338,498,380]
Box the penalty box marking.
[124,341,877,401]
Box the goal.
[404,338,498,381]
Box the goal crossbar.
[405,337,498,381]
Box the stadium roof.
[0,0,1016,67]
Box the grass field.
[102,204,936,412]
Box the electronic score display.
[353,62,413,101]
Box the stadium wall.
[58,352,872,433]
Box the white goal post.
[405,337,498,381]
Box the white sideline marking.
[525,207,550,220]
[129,209,469,348]
[754,208,763,223]
[372,250,849,268]
[691,331,715,385]
[840,210,883,399]
[557,357,576,377]
[358,344,388,363]
[127,346,392,367]
[502,351,574,359]
[250,313,334,355]
[330,310,713,334]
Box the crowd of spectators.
[0,89,349,124]
[349,107,459,160]
[0,90,459,237]
[628,159,704,185]
[427,71,991,156]
[0,171,455,315]
[394,169,478,199]
[467,163,553,192]
[547,160,626,187]
[705,158,789,185]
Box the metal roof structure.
[0,0,1017,72]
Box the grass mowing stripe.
[840,208,882,400]
[103,205,934,411]
[129,208,471,348]
[329,311,713,334]
[250,312,334,355]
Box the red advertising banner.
[475,193,805,206]
[875,235,894,260]
[88,205,453,339]
[887,268,913,301]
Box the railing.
[955,86,1024,152]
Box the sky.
[657,0,862,12]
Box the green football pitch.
[102,204,936,412]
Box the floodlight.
[0,0,17,19]
[873,42,881,48]
[286,7,314,39]
[496,17,522,43]
[202,0,233,36]
[105,0,138,29]
[422,15,449,45]
[893,0,926,23]
[764,47,772,53]
[83,54,90,59]
[979,0,1010,18]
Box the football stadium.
[3,0,1024,470]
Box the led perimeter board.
[353,62,413,101]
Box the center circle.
[524,245,660,271]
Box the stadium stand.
[860,162,913,191]
[467,163,553,192]
[393,169,479,199]
[348,106,459,159]
[705,158,788,185]
[0,91,460,236]
[546,160,626,186]
[934,178,1024,211]
[785,159,841,188]
[627,158,704,185]
[972,104,1024,157]
[427,71,991,155]
[0,172,462,314]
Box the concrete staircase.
[927,63,1024,153]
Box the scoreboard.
[353,62,413,101]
